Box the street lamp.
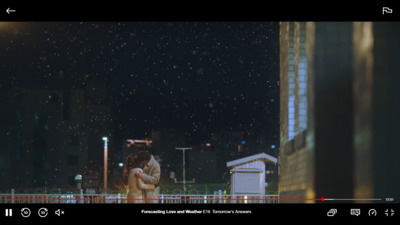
[175,147,193,194]
[75,174,82,190]
[102,137,108,193]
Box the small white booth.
[227,153,277,198]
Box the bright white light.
[75,174,82,181]
[118,163,124,167]
[102,137,108,141]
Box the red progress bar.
[4,198,325,201]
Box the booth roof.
[226,152,278,168]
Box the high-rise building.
[0,84,113,191]
[0,88,63,190]
[279,22,400,202]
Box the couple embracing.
[123,151,160,203]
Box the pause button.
[5,209,12,217]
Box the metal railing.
[0,190,279,204]
[159,194,279,204]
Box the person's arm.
[136,178,155,190]
[141,162,161,185]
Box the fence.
[159,194,279,204]
[0,190,279,204]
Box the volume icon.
[5,209,12,217]
[55,209,64,216]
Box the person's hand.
[135,171,143,178]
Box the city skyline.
[0,22,280,189]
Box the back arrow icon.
[6,8,16,14]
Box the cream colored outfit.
[126,168,155,203]
[141,155,161,203]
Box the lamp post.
[75,174,82,190]
[175,147,192,194]
[102,137,108,193]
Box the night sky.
[0,22,279,149]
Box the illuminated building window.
[288,23,295,140]
[298,22,307,131]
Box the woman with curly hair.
[123,154,155,203]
